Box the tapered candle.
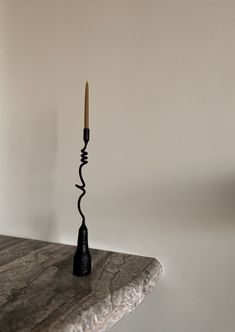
[84,82,89,129]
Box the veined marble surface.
[0,235,162,332]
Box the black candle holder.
[73,128,91,276]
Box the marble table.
[0,235,162,332]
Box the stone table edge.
[62,257,163,332]
[0,235,163,332]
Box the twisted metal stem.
[75,141,88,225]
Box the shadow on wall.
[107,174,235,232]
[3,108,58,240]
[153,176,235,230]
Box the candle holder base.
[73,222,91,277]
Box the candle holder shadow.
[73,128,91,277]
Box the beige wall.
[1,1,235,331]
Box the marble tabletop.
[0,235,162,332]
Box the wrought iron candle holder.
[73,128,91,276]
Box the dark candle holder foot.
[73,128,91,277]
[73,222,91,276]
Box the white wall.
[1,1,235,331]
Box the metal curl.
[75,142,88,224]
